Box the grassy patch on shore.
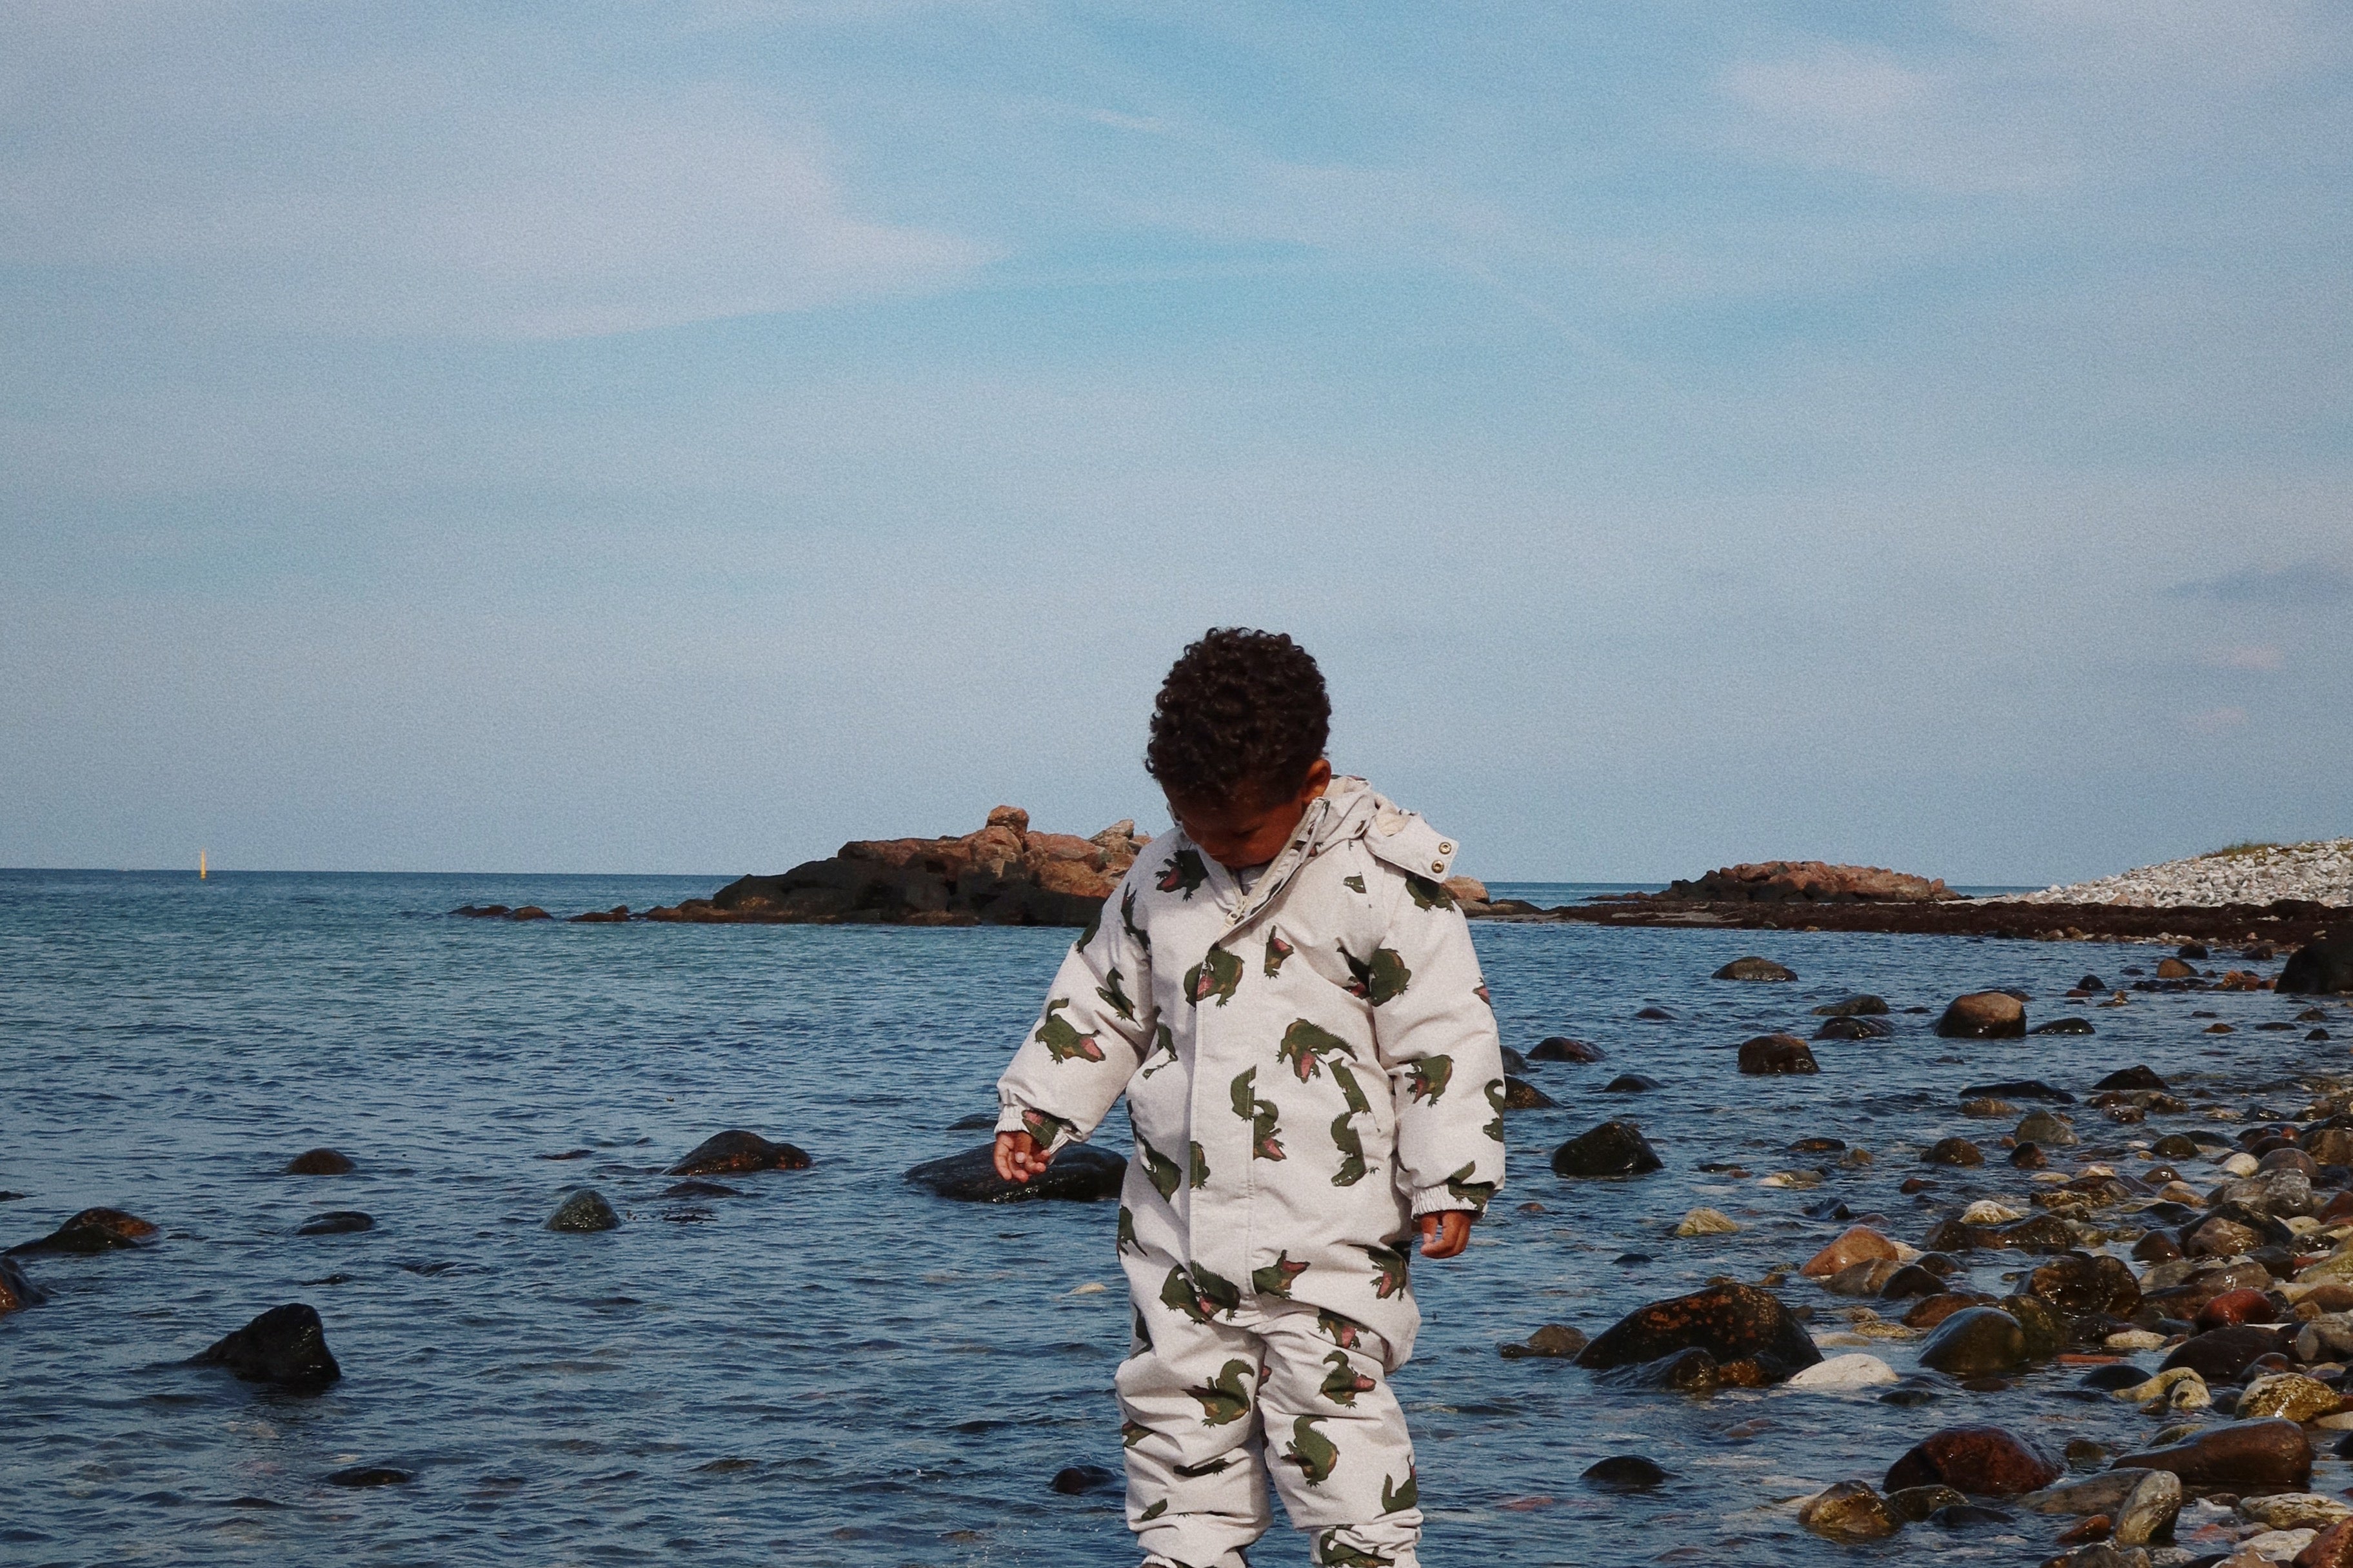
[2203,840,2284,858]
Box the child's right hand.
[994,1130,1055,1183]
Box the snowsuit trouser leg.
[1120,1291,1423,1568]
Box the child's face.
[1166,759,1333,870]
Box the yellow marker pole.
[200,849,207,880]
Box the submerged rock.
[1602,1073,1660,1093]
[2030,1017,2095,1035]
[1499,1076,1556,1109]
[1801,1225,1898,1278]
[285,1149,355,1175]
[2094,1066,2169,1092]
[1551,1122,1664,1178]
[1787,1353,1899,1390]
[1049,1464,1116,1495]
[1936,993,2027,1039]
[1499,1323,1587,1360]
[1960,1079,2074,1103]
[546,1191,620,1232]
[1529,1037,1605,1062]
[1883,1425,2061,1496]
[6,1207,159,1256]
[1814,994,1891,1017]
[2112,1470,2183,1547]
[666,1131,811,1176]
[1575,1283,1821,1378]
[1713,956,1795,982]
[0,1256,48,1315]
[295,1211,374,1236]
[1582,1455,1669,1490]
[2161,1324,2291,1382]
[190,1303,341,1388]
[326,1466,413,1487]
[2028,1252,2138,1316]
[1815,1015,1894,1040]
[905,1143,1126,1203]
[1923,1137,1984,1167]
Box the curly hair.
[1146,628,1331,805]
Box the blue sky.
[2,1,2347,881]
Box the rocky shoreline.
[2001,842,2353,911]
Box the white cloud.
[0,8,991,339]
[1718,1,2341,195]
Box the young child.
[993,628,1507,1568]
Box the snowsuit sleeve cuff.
[995,1095,1082,1152]
[1411,1186,1480,1219]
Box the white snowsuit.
[995,778,1507,1568]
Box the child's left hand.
[1417,1211,1473,1258]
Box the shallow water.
[3,869,2347,1567]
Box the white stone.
[1994,839,2353,908]
[2106,1329,2167,1351]
[2222,1153,2261,1177]
[1962,1200,2024,1224]
[2239,1493,2352,1530]
[1785,1353,1900,1391]
[2238,1527,2315,1561]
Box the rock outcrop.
[1661,862,1960,904]
[643,808,1150,927]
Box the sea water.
[2,869,2345,1566]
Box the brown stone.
[5,1207,160,1256]
[2156,957,2197,979]
[286,1149,354,1175]
[1904,1291,1993,1329]
[2295,1516,2353,1567]
[1802,1226,1900,1278]
[1738,1033,1818,1075]
[1883,1425,2061,1496]
[1936,992,2027,1038]
[2198,1288,2281,1331]
[1576,1283,1822,1378]
[2110,1418,2311,1492]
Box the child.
[993,628,1507,1568]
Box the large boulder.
[6,1207,159,1256]
[666,1131,811,1176]
[189,1304,342,1388]
[2161,1324,2292,1382]
[640,810,1150,928]
[1551,1122,1664,1178]
[285,1149,355,1175]
[2281,928,2353,995]
[1883,1426,2061,1496]
[1936,993,2026,1038]
[1575,1284,1822,1379]
[1662,862,1960,903]
[906,1143,1127,1202]
[2109,1419,2312,1492]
